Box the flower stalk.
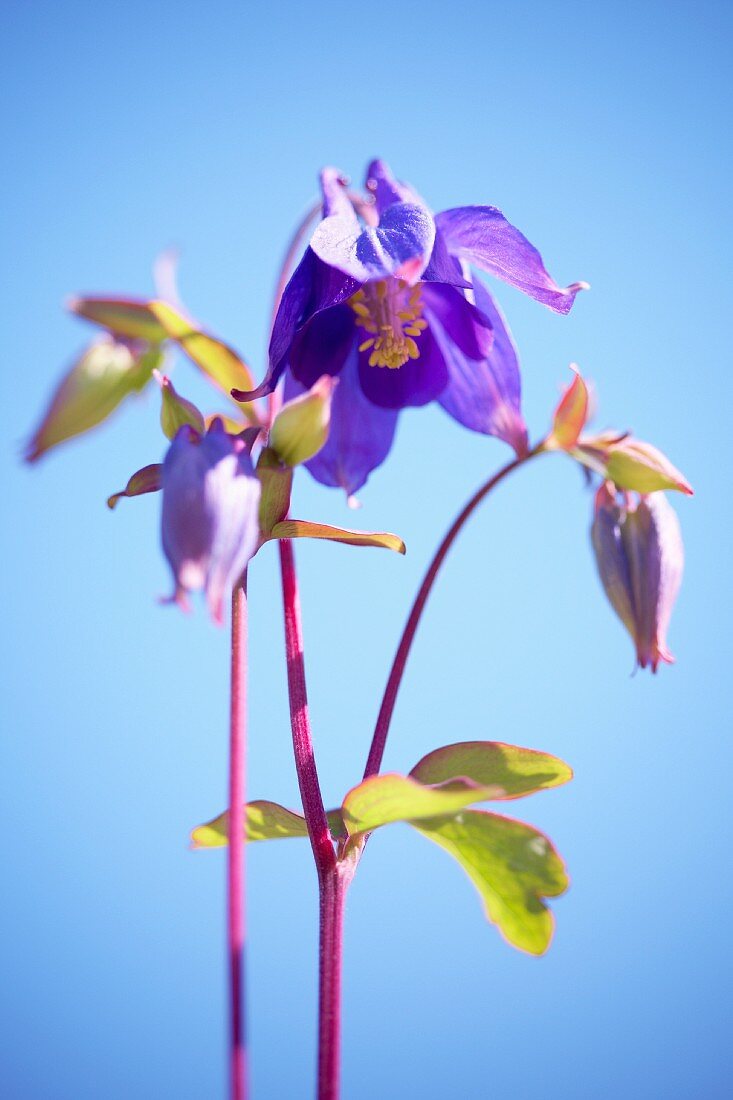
[228,574,249,1100]
[364,448,540,779]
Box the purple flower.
[161,420,261,623]
[591,485,684,672]
[248,160,586,495]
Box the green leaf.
[107,463,162,509]
[270,520,405,554]
[148,300,258,418]
[191,800,345,848]
[26,340,162,462]
[69,296,170,342]
[341,773,505,836]
[410,742,572,800]
[413,810,568,955]
[156,373,205,439]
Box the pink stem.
[317,862,354,1100]
[278,538,335,876]
[364,451,537,779]
[279,537,350,1100]
[228,575,249,1100]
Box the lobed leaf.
[409,741,572,800]
[413,810,568,955]
[341,773,505,836]
[107,463,162,509]
[270,520,405,554]
[191,800,345,847]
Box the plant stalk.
[228,574,249,1100]
[364,449,541,779]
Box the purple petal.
[259,248,360,400]
[319,166,354,218]
[311,201,436,284]
[284,351,399,496]
[289,305,355,388]
[161,422,261,623]
[421,227,472,288]
[623,493,684,671]
[422,282,494,360]
[436,205,588,314]
[358,322,448,409]
[436,278,528,455]
[591,493,637,643]
[364,158,423,214]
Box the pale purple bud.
[591,486,684,672]
[161,420,261,623]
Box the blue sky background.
[2,1,732,1097]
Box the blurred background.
[2,1,731,1097]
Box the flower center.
[349,279,428,369]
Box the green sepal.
[156,372,205,439]
[26,340,162,462]
[107,463,162,509]
[256,447,293,534]
[147,300,258,419]
[191,800,346,847]
[269,520,406,554]
[69,296,169,343]
[413,810,568,955]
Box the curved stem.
[228,575,249,1100]
[363,448,541,779]
[278,537,336,876]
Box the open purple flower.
[591,485,684,672]
[161,419,261,623]
[245,159,587,495]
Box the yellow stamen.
[348,279,426,369]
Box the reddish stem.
[317,862,354,1100]
[228,575,249,1100]
[278,538,336,876]
[364,451,538,779]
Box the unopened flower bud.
[155,371,205,439]
[591,485,684,672]
[269,375,336,466]
[161,420,261,623]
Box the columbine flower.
[161,419,261,623]
[591,484,684,672]
[241,159,587,495]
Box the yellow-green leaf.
[270,520,405,554]
[191,800,345,847]
[548,366,588,450]
[341,773,504,837]
[413,810,568,955]
[410,742,572,800]
[148,300,258,419]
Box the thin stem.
[228,575,249,1100]
[278,537,336,877]
[317,863,354,1100]
[364,448,542,779]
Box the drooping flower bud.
[161,420,261,623]
[590,485,684,672]
[154,371,205,439]
[269,375,336,467]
